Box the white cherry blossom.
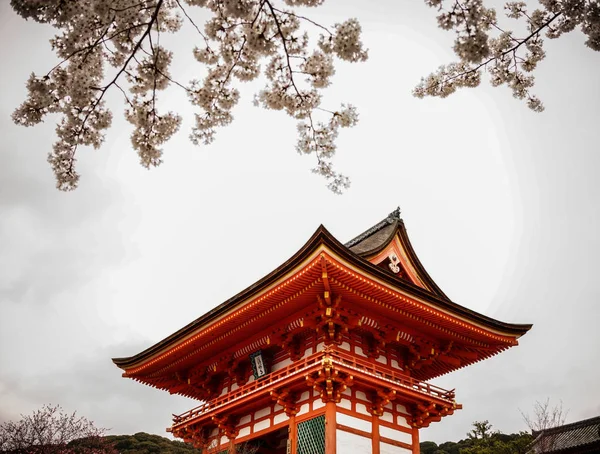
[11,0,367,191]
[10,0,599,191]
[416,0,600,112]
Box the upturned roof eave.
[113,223,532,371]
[346,210,450,301]
[112,224,336,369]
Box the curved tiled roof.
[113,210,532,372]
[530,416,600,453]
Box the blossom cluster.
[416,0,600,112]
[11,0,367,191]
[12,0,597,191]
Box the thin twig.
[272,6,332,35]
[174,0,211,46]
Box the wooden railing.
[171,346,455,427]
[172,350,324,426]
[325,347,455,401]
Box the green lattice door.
[296,415,325,454]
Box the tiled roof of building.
[113,209,532,372]
[530,416,600,453]
[345,207,402,253]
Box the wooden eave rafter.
[113,223,531,383]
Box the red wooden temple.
[113,209,531,454]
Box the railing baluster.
[172,347,455,425]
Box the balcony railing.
[172,346,456,427]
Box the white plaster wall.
[380,426,412,445]
[396,404,407,414]
[254,419,270,432]
[271,357,293,372]
[380,442,412,454]
[381,412,394,423]
[336,429,371,454]
[338,398,351,410]
[396,415,410,429]
[238,426,250,438]
[238,415,251,426]
[337,413,371,433]
[274,412,288,425]
[254,407,270,420]
[356,403,370,416]
[297,403,309,416]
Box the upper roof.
[112,209,531,386]
[345,207,449,300]
[529,416,600,453]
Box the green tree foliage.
[104,432,201,454]
[420,421,533,454]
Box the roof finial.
[386,207,401,224]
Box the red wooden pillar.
[411,426,420,454]
[325,401,336,454]
[372,415,380,454]
[289,414,297,454]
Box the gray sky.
[1,0,599,445]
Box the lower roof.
[112,213,531,377]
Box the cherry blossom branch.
[418,11,561,90]
[63,0,165,181]
[264,0,303,98]
[44,22,151,77]
[13,0,367,192]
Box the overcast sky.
[1,0,599,445]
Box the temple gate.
[113,209,531,454]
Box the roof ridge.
[535,415,600,437]
[344,207,401,248]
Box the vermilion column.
[289,414,297,454]
[411,426,420,454]
[325,401,336,454]
[371,415,380,454]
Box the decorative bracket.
[409,402,457,428]
[407,340,453,371]
[305,357,354,403]
[212,414,239,439]
[361,331,387,359]
[179,425,212,450]
[315,294,347,345]
[270,388,299,417]
[227,357,252,387]
[280,332,305,361]
[370,389,397,416]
